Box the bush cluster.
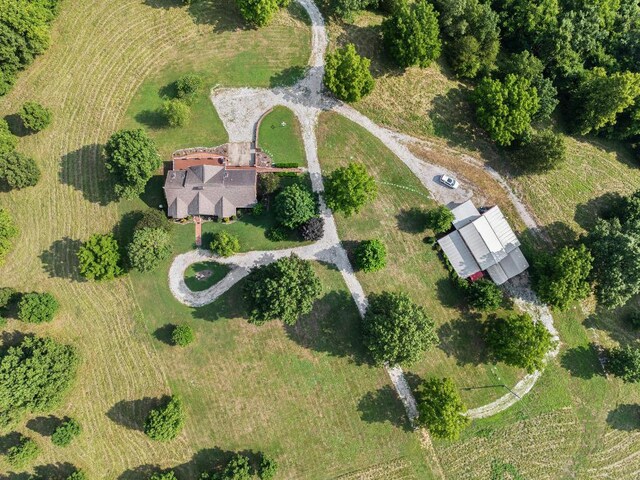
[6,436,40,468]
[210,231,240,257]
[18,292,59,324]
[354,239,387,273]
[19,101,52,132]
[299,217,324,241]
[172,324,195,347]
[51,418,81,447]
[144,396,186,441]
[0,151,41,189]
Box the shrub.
[104,129,162,199]
[0,287,16,310]
[244,254,322,325]
[19,101,52,132]
[78,233,123,281]
[172,324,194,347]
[51,418,81,447]
[425,205,454,234]
[513,130,566,173]
[176,73,204,104]
[236,0,279,27]
[127,228,172,272]
[0,335,79,427]
[606,345,640,383]
[0,208,18,266]
[0,151,41,188]
[0,119,17,155]
[325,162,377,216]
[466,279,503,311]
[484,313,555,373]
[136,209,172,233]
[354,239,387,273]
[7,436,39,468]
[210,231,240,257]
[299,216,324,241]
[272,162,299,168]
[223,454,252,480]
[382,0,441,69]
[259,455,278,480]
[274,183,316,228]
[67,471,88,480]
[363,291,438,366]
[253,203,265,216]
[327,0,377,20]
[265,225,288,242]
[324,44,375,102]
[416,377,470,440]
[160,99,191,128]
[144,396,185,441]
[149,472,177,480]
[18,292,59,324]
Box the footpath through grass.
[257,106,307,167]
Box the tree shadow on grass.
[134,109,167,129]
[560,344,604,380]
[3,114,28,137]
[285,289,368,365]
[59,145,116,205]
[0,431,22,455]
[357,385,413,432]
[396,207,428,234]
[106,396,168,432]
[574,192,625,231]
[143,0,244,32]
[154,324,175,345]
[436,277,465,309]
[33,463,77,479]
[269,66,307,88]
[0,331,27,355]
[26,415,63,437]
[140,175,167,211]
[39,238,85,282]
[437,314,488,366]
[606,404,640,431]
[191,280,247,322]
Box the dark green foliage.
[19,101,52,132]
[299,216,324,241]
[382,0,441,69]
[176,73,204,104]
[244,254,322,325]
[473,74,540,146]
[327,0,377,20]
[532,244,593,310]
[0,335,79,427]
[149,473,177,480]
[127,227,172,272]
[0,286,16,309]
[104,129,162,199]
[272,162,299,168]
[466,279,503,311]
[265,225,288,241]
[67,471,88,480]
[172,324,195,347]
[492,0,559,53]
[425,205,454,234]
[0,208,18,265]
[274,183,316,228]
[431,0,501,78]
[136,208,172,233]
[626,310,640,329]
[0,0,61,96]
[325,162,377,216]
[257,173,280,198]
[221,454,252,480]
[6,436,39,468]
[0,119,17,155]
[606,345,640,383]
[512,129,566,173]
[354,239,387,273]
[210,231,240,257]
[324,44,375,102]
[160,99,191,128]
[259,455,278,480]
[484,313,555,373]
[0,151,41,188]
[144,396,186,441]
[236,0,279,27]
[415,377,470,440]
[18,292,59,323]
[51,418,81,447]
[363,291,438,366]
[78,233,123,281]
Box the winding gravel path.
[169,0,558,422]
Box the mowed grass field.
[257,106,307,166]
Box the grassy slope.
[0,0,317,477]
[317,112,525,409]
[257,106,307,166]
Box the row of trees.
[150,451,278,480]
[160,73,205,128]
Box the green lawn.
[317,112,525,409]
[184,261,230,292]
[257,106,307,166]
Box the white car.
[439,174,459,189]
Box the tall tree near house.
[324,162,377,216]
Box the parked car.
[439,174,459,189]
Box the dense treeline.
[0,0,62,96]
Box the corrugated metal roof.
[451,200,481,229]
[438,231,481,278]
[459,217,507,269]
[483,206,520,253]
[486,263,509,285]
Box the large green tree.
[492,0,559,53]
[104,129,161,199]
[513,129,566,173]
[354,239,387,273]
[416,377,470,440]
[127,227,172,272]
[324,44,375,103]
[484,313,554,373]
[0,208,18,266]
[425,205,454,234]
[382,0,442,69]
[0,151,41,188]
[78,233,123,281]
[160,99,190,128]
[362,291,438,366]
[606,345,640,383]
[236,0,279,27]
[18,292,59,324]
[324,162,377,216]
[274,183,316,228]
[532,244,593,310]
[144,396,185,441]
[473,74,539,146]
[19,101,52,132]
[0,335,79,427]
[244,254,322,325]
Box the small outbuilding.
[437,200,529,285]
